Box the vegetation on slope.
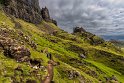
[0,7,124,83]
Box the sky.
[39,0,124,36]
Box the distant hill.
[102,35,124,40]
[109,39,124,47]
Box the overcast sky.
[39,0,124,36]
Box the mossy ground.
[0,8,124,83]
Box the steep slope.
[3,0,42,24]
[0,1,124,83]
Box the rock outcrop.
[41,7,57,26]
[73,27,86,33]
[41,7,51,22]
[3,0,42,24]
[2,0,57,25]
[0,37,31,62]
[73,26,104,45]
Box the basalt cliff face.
[3,0,42,24]
[3,0,57,25]
[41,7,57,26]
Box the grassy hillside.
[0,8,124,83]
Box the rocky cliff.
[3,0,42,24]
[3,0,57,25]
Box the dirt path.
[42,60,55,83]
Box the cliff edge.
[2,0,57,25]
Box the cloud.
[39,0,124,35]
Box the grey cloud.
[40,0,124,35]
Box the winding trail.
[42,60,55,83]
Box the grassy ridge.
[85,60,124,82]
[0,9,124,83]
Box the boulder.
[30,59,42,69]
[79,54,86,59]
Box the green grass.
[85,59,124,82]
[0,9,124,82]
[0,10,15,28]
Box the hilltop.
[0,0,124,83]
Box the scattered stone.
[104,77,110,82]
[30,59,41,69]
[33,66,39,69]
[68,70,80,79]
[86,70,98,78]
[9,46,31,62]
[79,54,86,59]
[29,41,37,49]
[40,66,46,71]
[0,37,31,62]
[18,31,24,37]
[111,75,117,81]
[24,36,30,42]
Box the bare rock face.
[73,27,86,33]
[2,0,57,25]
[41,7,57,26]
[3,0,42,24]
[41,7,51,22]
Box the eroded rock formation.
[73,27,86,33]
[3,0,57,25]
[41,7,57,26]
